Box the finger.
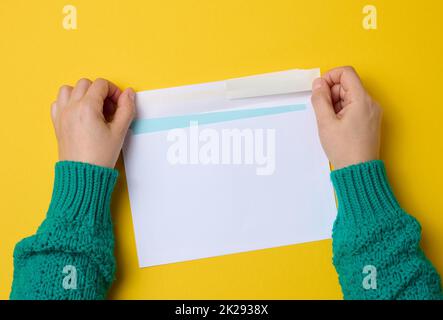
[112,88,136,134]
[71,78,92,100]
[322,66,365,97]
[57,85,73,107]
[331,84,349,113]
[86,78,121,106]
[311,78,337,124]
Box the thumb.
[112,88,136,134]
[311,78,336,124]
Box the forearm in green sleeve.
[331,160,442,300]
[10,161,118,300]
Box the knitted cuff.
[45,161,118,229]
[330,160,406,229]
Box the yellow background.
[0,0,442,299]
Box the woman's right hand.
[311,66,382,170]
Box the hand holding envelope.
[123,69,336,267]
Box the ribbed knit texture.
[10,161,118,300]
[331,160,442,300]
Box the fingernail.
[128,88,135,102]
[312,78,323,90]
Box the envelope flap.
[226,68,320,99]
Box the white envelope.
[123,69,337,268]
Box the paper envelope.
[123,69,337,268]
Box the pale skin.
[51,66,381,170]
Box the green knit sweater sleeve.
[10,161,118,300]
[331,160,442,300]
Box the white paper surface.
[123,69,337,268]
